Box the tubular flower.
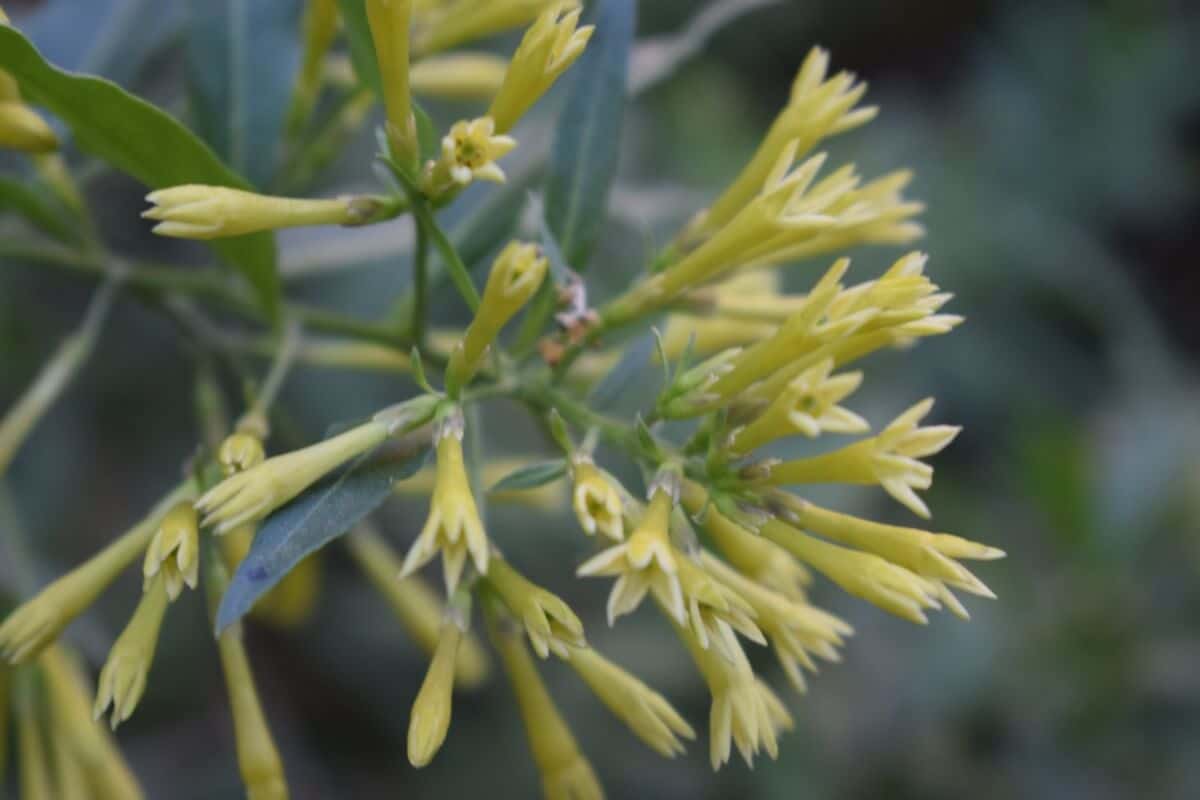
[702,552,851,693]
[673,616,793,770]
[143,186,382,239]
[420,116,517,199]
[729,358,868,454]
[408,617,463,767]
[486,556,586,658]
[413,0,565,57]
[576,477,684,625]
[488,3,594,133]
[93,574,170,728]
[673,554,765,662]
[143,501,200,601]
[487,603,603,800]
[569,456,626,541]
[366,0,418,164]
[688,46,877,240]
[400,410,490,592]
[0,102,58,153]
[411,53,510,100]
[765,397,960,518]
[567,647,695,758]
[446,240,547,392]
[197,420,390,533]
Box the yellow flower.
[702,552,851,693]
[197,420,389,533]
[400,412,490,592]
[420,116,517,199]
[411,53,510,100]
[766,397,960,518]
[0,101,58,153]
[408,618,463,767]
[673,617,793,770]
[488,4,594,133]
[576,481,683,625]
[93,574,170,728]
[346,527,490,687]
[0,485,192,664]
[674,554,765,662]
[143,501,200,601]
[762,519,943,624]
[366,0,418,164]
[729,357,868,454]
[218,432,266,475]
[413,0,565,57]
[486,556,585,658]
[680,481,811,600]
[690,46,877,239]
[569,457,626,541]
[287,0,340,132]
[567,648,694,758]
[487,604,604,800]
[400,457,566,511]
[445,241,547,393]
[774,493,1003,617]
[143,186,378,239]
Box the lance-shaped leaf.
[0,27,281,319]
[215,438,430,632]
[544,0,635,269]
[185,0,302,188]
[489,460,568,494]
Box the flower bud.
[411,53,509,100]
[488,5,593,133]
[0,101,58,153]
[446,241,547,393]
[143,186,370,239]
[219,433,266,476]
[408,619,462,767]
[366,0,418,166]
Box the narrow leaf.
[335,0,383,95]
[543,0,635,269]
[185,0,303,188]
[0,27,281,319]
[489,460,568,494]
[216,439,430,632]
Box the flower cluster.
[0,1,1006,797]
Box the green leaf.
[0,26,281,320]
[543,0,635,269]
[0,177,77,245]
[489,460,568,494]
[185,0,303,188]
[336,0,383,95]
[215,438,430,632]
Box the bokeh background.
[3,0,1200,798]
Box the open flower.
[142,502,200,601]
[94,574,170,728]
[766,398,959,518]
[703,552,851,693]
[576,481,684,625]
[420,116,516,198]
[567,647,695,758]
[674,617,793,769]
[400,412,490,592]
[674,554,764,662]
[569,457,626,541]
[730,358,868,454]
[486,556,585,658]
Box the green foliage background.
[2,0,1199,797]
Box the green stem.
[411,218,430,348]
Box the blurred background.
[2,0,1200,798]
